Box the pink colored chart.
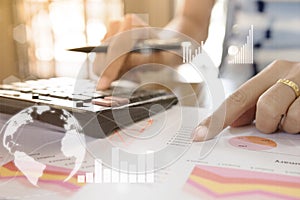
[185,165,300,200]
[0,161,84,190]
[229,136,277,151]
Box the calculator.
[0,77,178,138]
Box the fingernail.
[192,125,208,142]
[97,77,110,90]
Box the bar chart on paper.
[77,148,155,184]
[228,25,254,64]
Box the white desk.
[1,106,300,200]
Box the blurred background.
[0,0,226,82]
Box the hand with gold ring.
[193,60,300,141]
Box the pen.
[68,40,183,53]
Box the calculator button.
[32,94,39,99]
[49,92,68,99]
[0,84,16,90]
[19,87,32,93]
[104,96,130,105]
[12,82,29,88]
[32,90,50,96]
[68,94,92,102]
[75,101,84,107]
[92,98,119,107]
[80,92,106,99]
[0,90,20,97]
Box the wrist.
[165,16,209,44]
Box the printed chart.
[185,125,300,199]
[185,165,300,199]
[0,161,83,190]
[228,136,277,151]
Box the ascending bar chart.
[182,41,204,63]
[228,25,254,64]
[77,148,155,184]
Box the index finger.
[97,16,151,90]
[193,60,287,141]
[97,36,135,90]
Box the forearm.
[166,0,215,43]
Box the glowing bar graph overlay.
[182,41,204,63]
[229,25,254,64]
[77,148,155,184]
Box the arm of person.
[95,0,215,90]
[193,60,300,141]
[166,0,215,43]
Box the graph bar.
[185,47,188,63]
[77,175,85,183]
[77,148,157,184]
[120,161,128,183]
[94,159,102,183]
[251,25,253,64]
[103,168,111,183]
[111,148,119,183]
[138,154,146,183]
[247,35,250,63]
[229,25,253,64]
[86,172,94,183]
[146,151,154,183]
[242,45,244,64]
[129,165,137,183]
[185,45,188,63]
[183,46,185,63]
[182,41,204,63]
[181,42,191,63]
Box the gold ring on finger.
[277,79,300,98]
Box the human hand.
[93,14,149,90]
[193,60,300,141]
[93,14,186,90]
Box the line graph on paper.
[228,25,254,64]
[107,107,196,154]
[108,119,154,147]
